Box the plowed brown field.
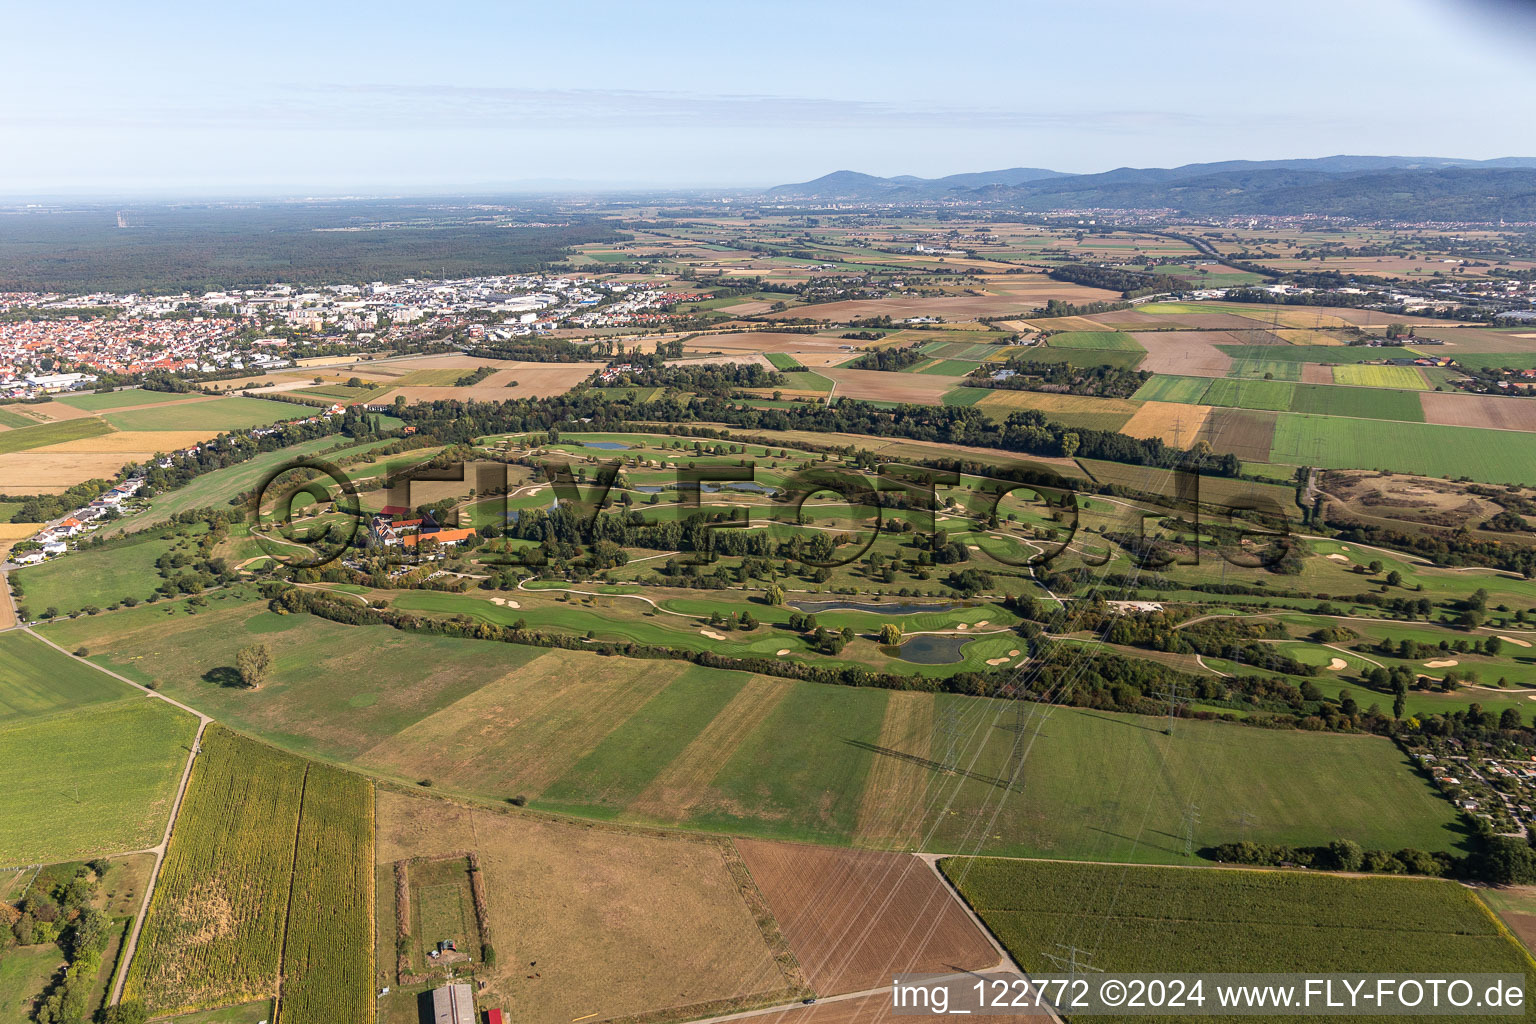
[735,839,998,995]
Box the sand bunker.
[1326,553,1350,563]
[1328,658,1348,670]
[986,657,1012,666]
[1499,636,1533,648]
[974,619,990,627]
[1424,659,1459,669]
[954,623,969,630]
[776,648,791,656]
[1008,649,1021,657]
[488,597,521,608]
[701,629,727,641]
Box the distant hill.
[767,166,1066,199]
[766,156,1536,220]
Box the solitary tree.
[878,623,902,646]
[236,643,273,690]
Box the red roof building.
[487,1011,506,1024]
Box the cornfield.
[124,727,306,1014]
[123,727,374,1019]
[275,763,374,1024]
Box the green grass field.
[944,859,1536,1007]
[1131,376,1426,423]
[0,696,197,864]
[0,406,36,428]
[100,435,393,538]
[0,417,113,454]
[919,701,1464,861]
[1131,375,1211,403]
[10,525,205,617]
[1270,414,1536,484]
[1046,331,1145,351]
[764,352,804,371]
[1225,358,1305,381]
[102,397,300,432]
[940,387,991,407]
[384,368,470,387]
[916,358,982,376]
[1286,382,1424,421]
[0,630,131,720]
[1000,347,1145,370]
[1199,377,1295,412]
[55,389,209,411]
[39,593,1466,860]
[1218,344,1371,364]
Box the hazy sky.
[3,0,1533,196]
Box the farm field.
[818,367,964,404]
[374,788,806,1024]
[945,859,1536,1020]
[0,417,113,454]
[1044,330,1144,351]
[1269,415,1536,484]
[124,727,373,1019]
[102,396,300,432]
[55,389,213,411]
[0,693,197,864]
[1331,363,1429,389]
[41,598,1467,862]
[972,390,1140,431]
[736,839,998,994]
[0,629,130,719]
[274,764,374,1024]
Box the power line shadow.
[845,739,1016,791]
[1076,711,1167,734]
[1087,825,1181,857]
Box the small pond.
[893,634,971,664]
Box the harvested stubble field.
[1120,400,1214,445]
[944,859,1536,1023]
[1198,408,1279,463]
[1421,391,1536,431]
[372,361,601,403]
[375,789,806,1024]
[735,839,998,995]
[1129,331,1234,376]
[818,367,966,404]
[0,451,130,493]
[37,428,235,453]
[972,390,1139,431]
[684,331,864,368]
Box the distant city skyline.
[3,0,1534,197]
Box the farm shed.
[428,983,476,1024]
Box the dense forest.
[0,203,624,293]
